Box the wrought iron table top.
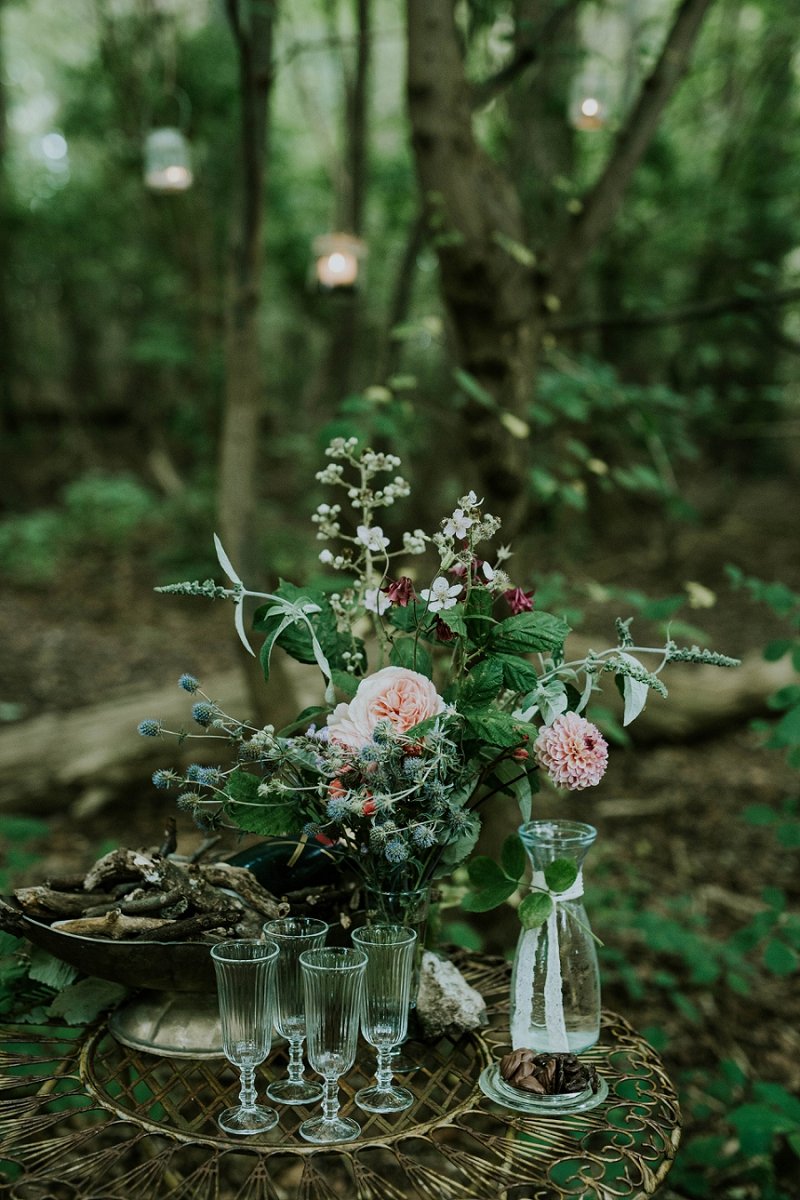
[0,954,680,1199]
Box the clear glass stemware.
[352,924,416,1113]
[299,946,367,1144]
[210,938,279,1135]
[262,916,328,1105]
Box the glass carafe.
[510,820,600,1054]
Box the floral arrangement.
[140,438,739,898]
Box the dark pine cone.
[499,1050,599,1096]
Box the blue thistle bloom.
[302,822,320,838]
[359,744,382,764]
[192,701,214,727]
[137,718,162,738]
[411,824,437,849]
[326,797,349,822]
[186,763,203,781]
[372,720,394,745]
[384,838,409,864]
[151,769,177,790]
[178,673,200,693]
[176,792,199,811]
[403,757,424,780]
[195,767,223,787]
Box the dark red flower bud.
[504,586,534,615]
[383,576,417,607]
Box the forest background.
[1,1,800,1197]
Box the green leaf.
[768,685,800,711]
[742,803,778,826]
[254,581,362,678]
[224,768,261,805]
[464,711,526,747]
[501,834,526,882]
[229,798,305,838]
[763,937,797,976]
[437,812,481,869]
[47,977,128,1025]
[461,879,518,912]
[453,368,496,410]
[457,658,504,710]
[491,230,536,267]
[467,856,506,889]
[438,604,468,639]
[766,703,800,749]
[28,949,79,992]
[495,654,538,694]
[519,892,553,929]
[389,638,433,678]
[544,858,579,894]
[490,611,570,656]
[764,638,792,661]
[729,1103,796,1156]
[617,653,650,726]
[464,588,495,644]
[223,769,305,837]
[330,670,359,699]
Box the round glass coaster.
[478,1063,609,1114]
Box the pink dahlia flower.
[534,711,608,790]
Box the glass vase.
[363,884,430,1008]
[510,820,600,1054]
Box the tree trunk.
[218,0,278,578]
[406,0,539,533]
[405,0,715,533]
[0,0,17,434]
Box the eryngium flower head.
[137,718,162,737]
[192,701,214,727]
[534,711,608,790]
[178,673,200,693]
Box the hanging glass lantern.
[568,69,611,132]
[144,126,193,193]
[311,232,368,292]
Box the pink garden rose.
[326,666,446,750]
[533,711,608,790]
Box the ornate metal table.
[0,956,680,1199]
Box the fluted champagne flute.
[263,916,328,1105]
[210,938,279,1135]
[352,925,416,1113]
[299,946,367,1144]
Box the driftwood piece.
[13,887,113,920]
[131,912,228,943]
[83,848,163,892]
[51,911,175,940]
[200,863,286,918]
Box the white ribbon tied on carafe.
[511,868,584,1053]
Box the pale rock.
[415,951,488,1041]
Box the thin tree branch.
[470,0,582,108]
[550,0,716,301]
[550,287,800,334]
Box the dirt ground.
[2,472,799,1198]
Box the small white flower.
[403,528,428,555]
[364,587,391,616]
[420,576,462,612]
[460,490,482,508]
[496,543,513,563]
[319,549,334,564]
[482,561,495,581]
[356,525,390,552]
[443,508,473,540]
